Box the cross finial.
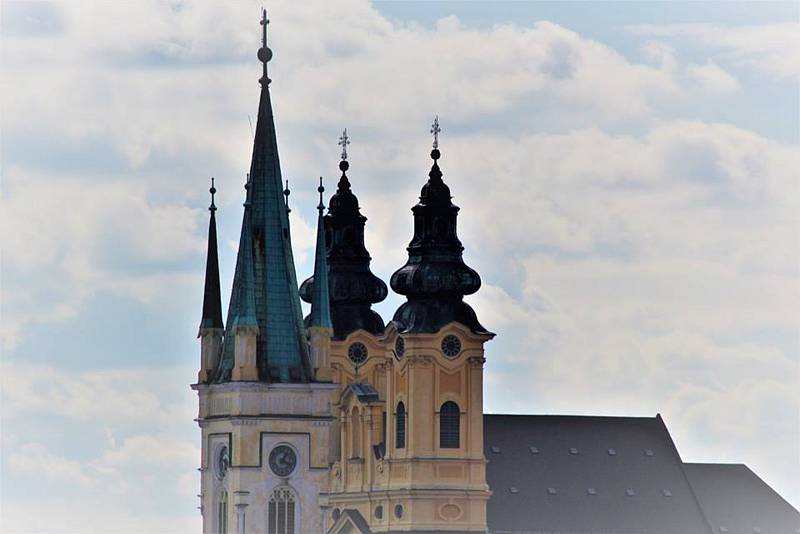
[257,8,273,86]
[209,177,217,212]
[338,128,350,161]
[260,8,269,48]
[430,115,441,150]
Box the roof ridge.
[484,413,659,420]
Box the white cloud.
[628,23,800,80]
[641,40,678,72]
[0,363,195,424]
[686,60,740,93]
[0,172,204,349]
[87,432,199,493]
[2,371,200,532]
[0,497,200,534]
[8,443,95,487]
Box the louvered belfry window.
[396,402,406,449]
[268,487,296,534]
[440,401,460,448]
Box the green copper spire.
[308,177,332,329]
[230,176,258,329]
[215,11,311,383]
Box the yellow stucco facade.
[324,322,493,532]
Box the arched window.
[268,487,296,534]
[440,401,460,448]
[218,489,228,534]
[396,402,406,449]
[351,407,362,458]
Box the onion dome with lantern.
[390,117,489,335]
[300,129,388,340]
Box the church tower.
[325,119,493,533]
[193,11,338,534]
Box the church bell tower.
[324,119,493,533]
[193,11,338,534]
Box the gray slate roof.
[327,415,797,534]
[484,414,713,534]
[683,463,800,534]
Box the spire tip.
[258,8,272,85]
[209,177,217,211]
[317,177,325,211]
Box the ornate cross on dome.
[338,128,350,161]
[430,115,441,150]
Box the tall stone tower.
[193,10,338,534]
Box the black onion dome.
[300,159,387,340]
[390,149,488,335]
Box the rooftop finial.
[430,115,441,157]
[317,177,325,211]
[338,129,350,173]
[209,177,217,212]
[338,128,350,162]
[257,8,273,86]
[283,179,291,213]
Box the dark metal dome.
[390,149,488,335]
[300,158,387,340]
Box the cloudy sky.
[1,1,798,531]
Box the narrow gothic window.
[218,490,228,534]
[440,401,460,448]
[396,402,406,449]
[268,487,296,534]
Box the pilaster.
[309,325,334,382]
[232,325,259,381]
[198,327,224,383]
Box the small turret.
[198,178,224,383]
[229,175,259,381]
[307,178,334,381]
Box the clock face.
[268,445,297,477]
[216,445,229,480]
[347,342,368,366]
[394,336,405,360]
[441,335,462,359]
